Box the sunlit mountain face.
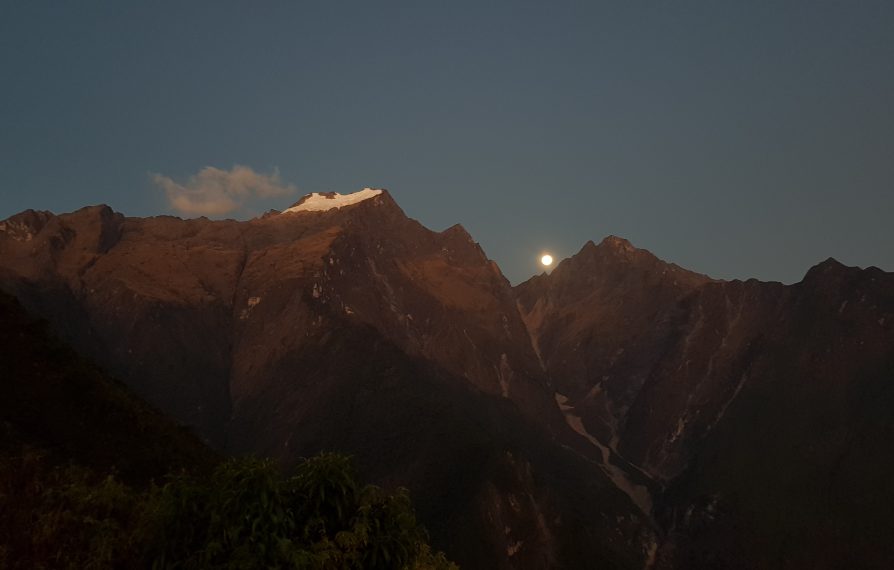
[2,190,893,568]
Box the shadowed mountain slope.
[0,194,655,568]
[516,237,894,569]
[0,290,215,482]
[5,192,894,568]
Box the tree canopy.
[0,451,457,570]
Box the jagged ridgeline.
[2,189,893,569]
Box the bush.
[0,451,457,569]
[148,453,454,569]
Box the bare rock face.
[516,237,894,569]
[5,192,893,568]
[0,193,655,569]
[516,237,713,477]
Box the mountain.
[516,237,713,478]
[516,237,894,569]
[0,289,219,568]
[0,289,215,481]
[3,190,893,568]
[0,191,655,569]
[0,290,458,569]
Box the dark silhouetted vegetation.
[0,292,455,568]
[0,451,456,569]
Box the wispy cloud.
[152,165,297,217]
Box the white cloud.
[152,165,296,217]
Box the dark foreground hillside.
[0,292,455,569]
[0,291,216,482]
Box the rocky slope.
[516,237,894,569]
[0,290,216,481]
[0,192,655,569]
[4,191,893,568]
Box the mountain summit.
[2,195,893,569]
[0,195,655,568]
[516,235,894,569]
[282,187,386,213]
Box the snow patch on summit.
[282,188,382,213]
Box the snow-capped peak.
[282,188,383,213]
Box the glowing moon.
[540,254,554,267]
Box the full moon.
[540,254,554,267]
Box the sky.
[1,1,892,284]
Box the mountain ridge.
[0,195,658,568]
[514,230,894,569]
[2,193,893,569]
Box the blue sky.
[2,1,892,283]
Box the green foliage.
[34,468,139,569]
[148,457,296,569]
[288,453,359,535]
[352,486,424,570]
[0,451,456,570]
[0,450,144,569]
